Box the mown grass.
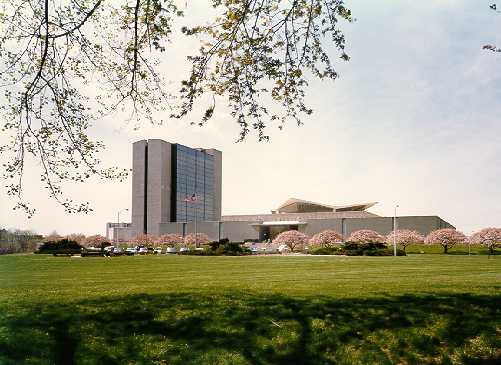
[404,244,498,255]
[0,254,500,364]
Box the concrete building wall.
[221,221,259,242]
[216,216,454,242]
[113,227,135,242]
[394,216,454,235]
[146,139,172,236]
[185,221,220,241]
[304,219,343,237]
[131,140,147,236]
[158,222,185,236]
[207,148,222,220]
[157,215,454,242]
[345,217,394,236]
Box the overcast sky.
[1,0,500,236]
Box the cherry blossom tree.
[156,234,184,246]
[85,235,108,247]
[273,230,309,252]
[386,229,424,253]
[130,234,157,247]
[66,233,87,245]
[184,233,210,247]
[425,228,466,254]
[309,230,343,247]
[42,232,63,242]
[348,230,385,244]
[469,228,501,254]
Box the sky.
[1,0,500,236]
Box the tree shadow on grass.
[0,292,500,365]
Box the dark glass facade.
[173,144,215,222]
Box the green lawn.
[0,254,500,364]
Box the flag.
[183,194,197,202]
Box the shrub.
[343,241,405,256]
[310,246,342,255]
[273,230,309,252]
[348,230,385,244]
[215,242,251,256]
[386,229,424,252]
[309,230,343,247]
[0,247,14,255]
[425,229,467,254]
[36,239,83,254]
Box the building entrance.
[257,224,301,242]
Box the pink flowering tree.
[386,229,424,252]
[470,228,501,254]
[43,232,63,242]
[66,233,87,245]
[130,234,157,247]
[85,235,108,247]
[348,230,385,244]
[184,233,210,247]
[273,230,309,252]
[156,234,184,247]
[309,230,343,248]
[425,228,466,254]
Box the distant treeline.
[0,228,43,254]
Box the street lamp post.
[116,208,129,244]
[393,204,399,257]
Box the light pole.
[116,208,129,245]
[393,204,399,257]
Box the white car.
[154,247,162,254]
[125,247,137,255]
[166,247,177,254]
[179,247,189,253]
[138,247,148,255]
[104,246,115,252]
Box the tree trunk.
[444,245,448,254]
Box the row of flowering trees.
[42,232,212,248]
[128,233,210,247]
[273,228,501,253]
[43,233,109,247]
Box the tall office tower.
[131,139,222,236]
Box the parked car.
[179,247,189,253]
[166,247,177,254]
[138,247,149,255]
[153,247,162,254]
[125,247,137,255]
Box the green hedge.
[36,239,83,255]
[180,241,252,256]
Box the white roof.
[260,221,307,226]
